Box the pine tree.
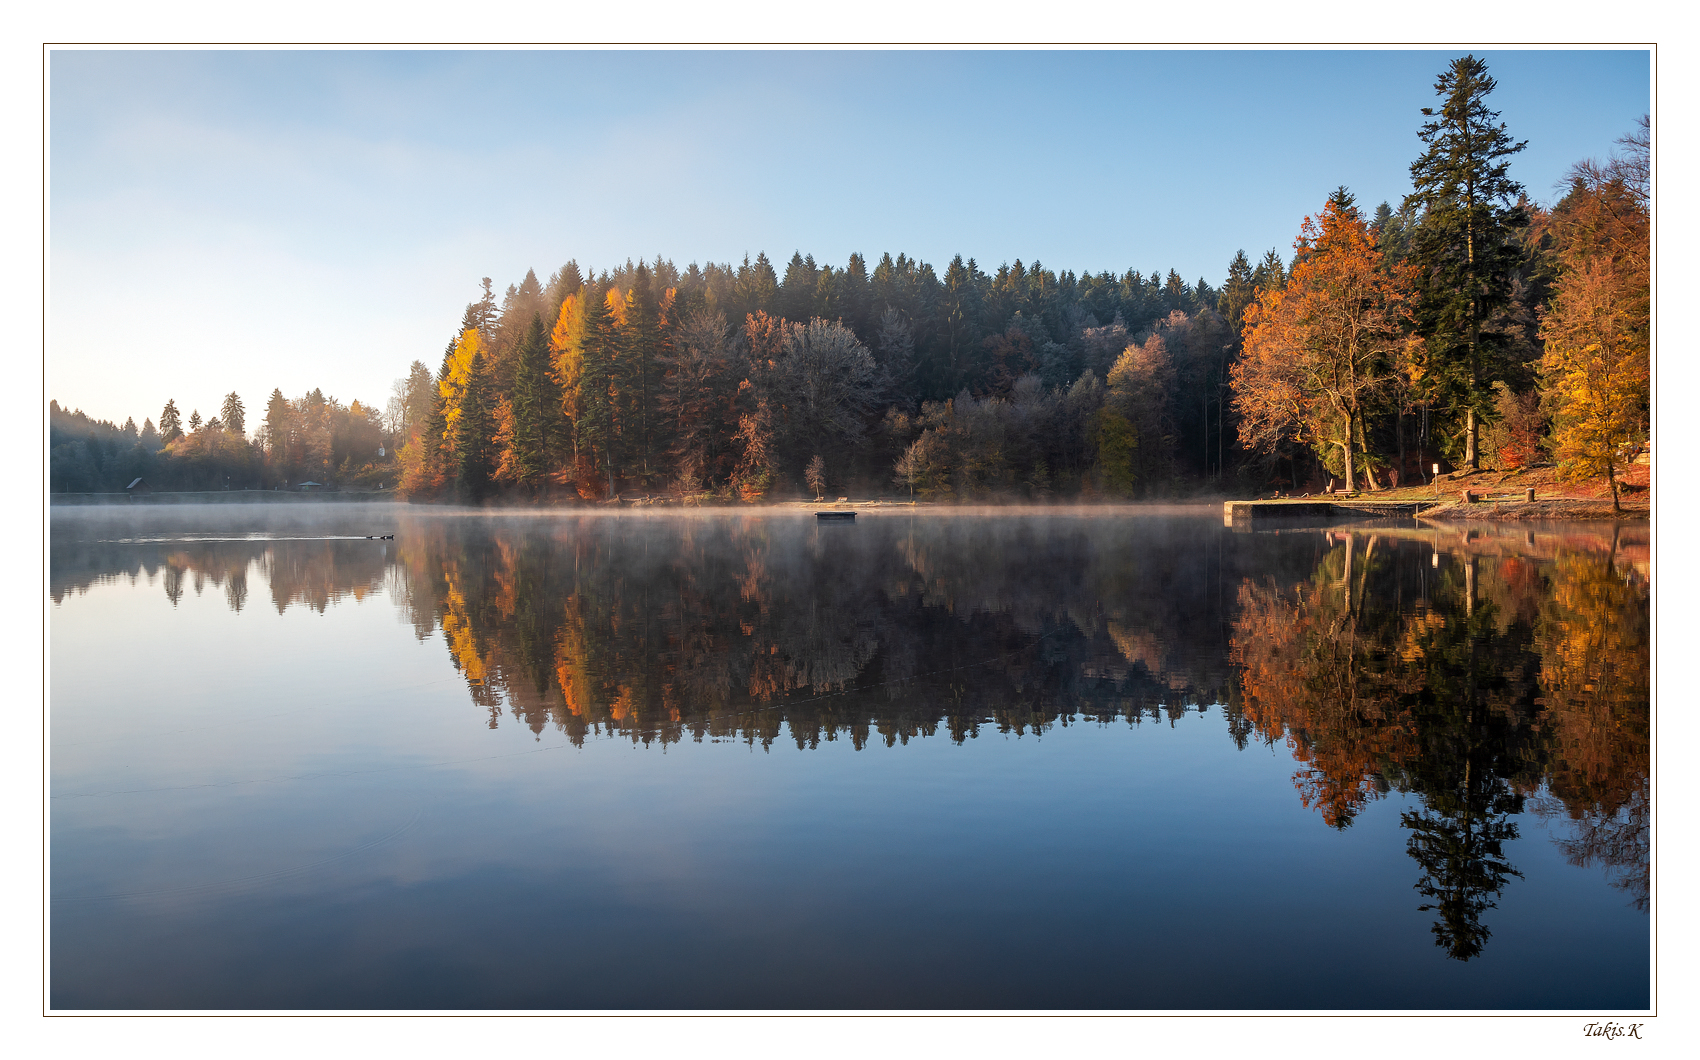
[507,312,555,490]
[221,392,245,437]
[263,388,290,456]
[1218,250,1257,339]
[578,280,620,497]
[454,348,496,500]
[417,355,452,494]
[623,264,662,483]
[1163,270,1190,314]
[842,252,872,338]
[1403,54,1529,469]
[159,399,183,444]
[1253,249,1287,294]
[779,251,818,322]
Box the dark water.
[49,504,1650,1010]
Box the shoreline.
[50,491,1649,523]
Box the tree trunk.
[1341,416,1356,493]
[1356,411,1381,490]
[1465,406,1478,469]
[1608,458,1621,513]
[1396,411,1407,488]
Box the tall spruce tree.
[578,280,620,497]
[508,312,555,490]
[418,338,457,494]
[220,392,246,437]
[624,265,662,483]
[1403,54,1529,468]
[1217,250,1257,340]
[159,399,183,444]
[454,348,497,500]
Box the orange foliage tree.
[1232,195,1414,492]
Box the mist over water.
[49,503,1649,1009]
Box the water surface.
[49,504,1650,1009]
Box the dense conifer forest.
[50,57,1650,508]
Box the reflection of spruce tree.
[1395,561,1542,961]
[1402,781,1524,961]
[224,566,248,612]
[1229,533,1556,959]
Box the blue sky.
[49,48,1650,428]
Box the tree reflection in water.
[51,509,1648,961]
[381,513,1243,747]
[1229,525,1648,959]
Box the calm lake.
[49,503,1649,1010]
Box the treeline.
[1233,59,1648,508]
[55,56,1648,507]
[394,244,1258,502]
[50,388,398,493]
[396,58,1647,505]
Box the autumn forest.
[50,57,1650,508]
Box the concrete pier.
[1224,499,1429,527]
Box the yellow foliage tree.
[440,328,483,442]
[1537,145,1649,511]
[1538,259,1646,510]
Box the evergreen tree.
[466,277,498,340]
[1162,270,1190,314]
[188,410,202,433]
[263,389,291,456]
[579,280,620,496]
[623,265,663,483]
[1217,250,1257,339]
[939,255,983,394]
[159,399,183,444]
[403,360,435,438]
[419,353,453,492]
[546,260,584,317]
[1252,249,1287,294]
[221,392,246,437]
[779,251,818,322]
[1403,54,1529,468]
[507,312,555,490]
[454,348,497,500]
[841,252,872,337]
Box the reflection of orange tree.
[1230,536,1424,828]
[392,515,1235,749]
[1229,531,1648,958]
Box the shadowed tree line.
[50,390,396,494]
